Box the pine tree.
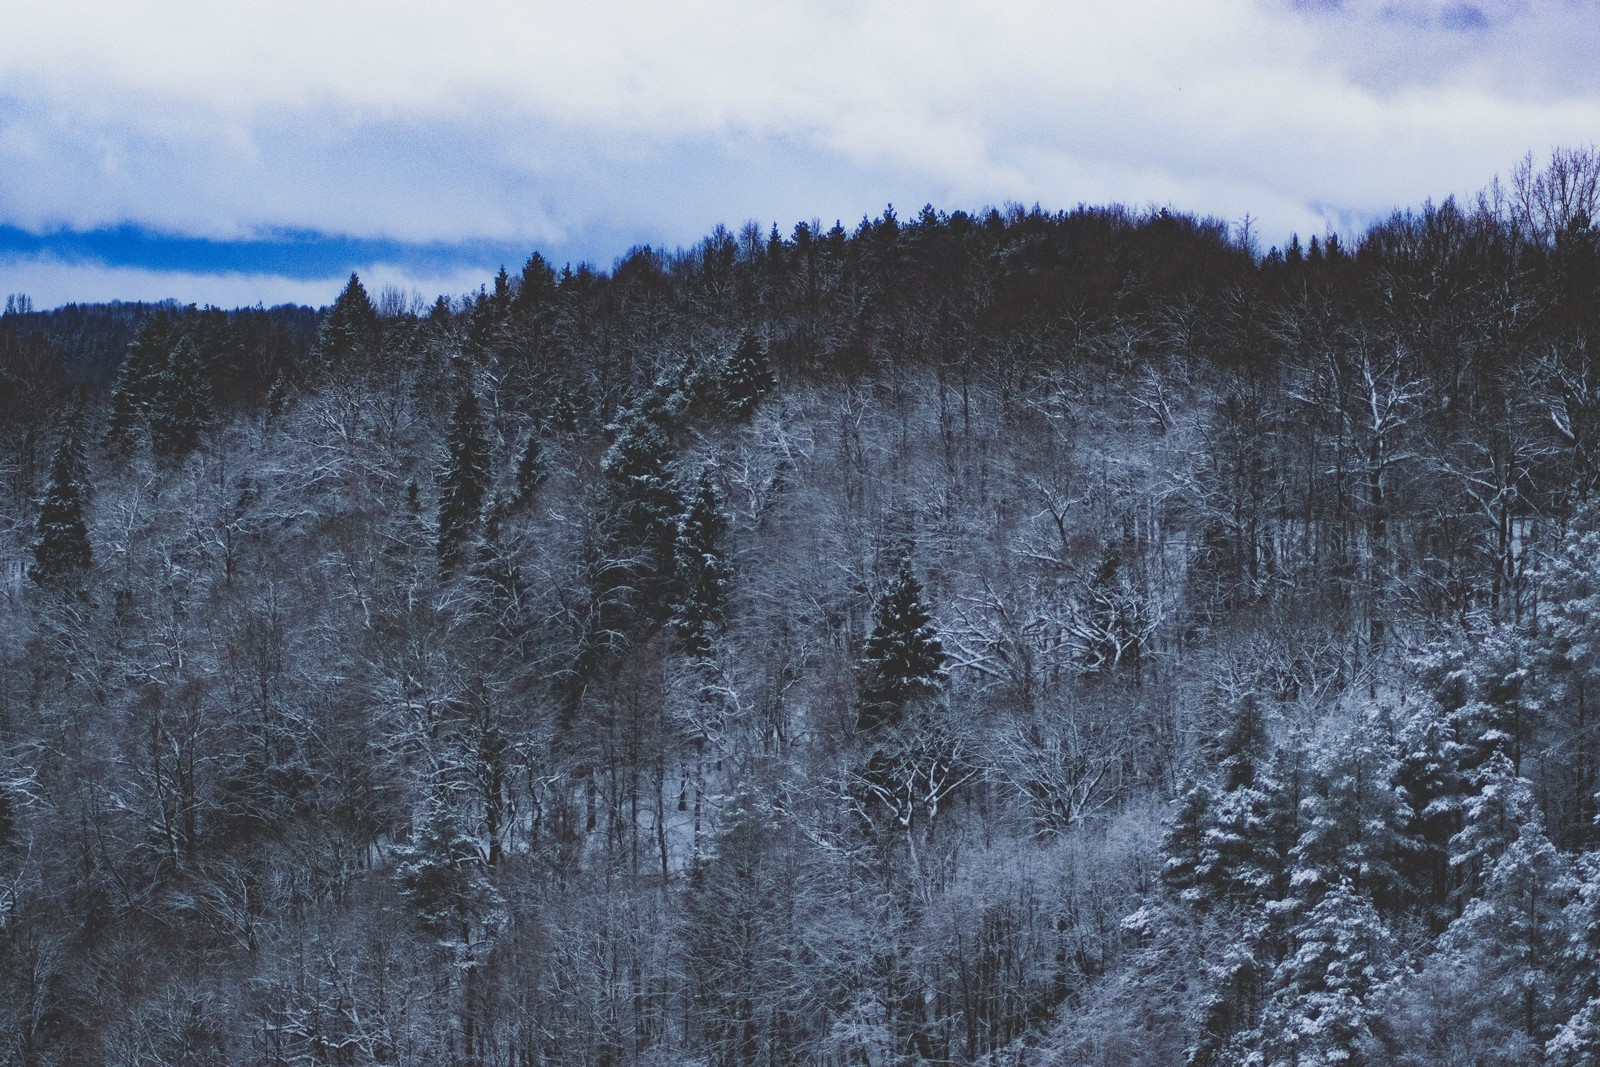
[106,312,173,446]
[1549,852,1600,1066]
[1160,783,1220,905]
[514,252,558,318]
[29,414,92,584]
[393,794,502,942]
[1218,694,1270,792]
[600,406,682,600]
[858,560,946,731]
[1440,805,1573,1056]
[437,388,491,574]
[147,335,215,457]
[313,272,381,368]
[673,474,729,658]
[1290,710,1416,912]
[1394,704,1466,925]
[722,328,775,418]
[1251,880,1396,1067]
[514,433,546,508]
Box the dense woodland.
[6,148,1600,1066]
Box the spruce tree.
[1549,853,1600,1066]
[313,272,381,368]
[1440,803,1573,1056]
[1251,880,1396,1067]
[147,335,215,457]
[673,474,729,658]
[601,406,682,576]
[393,794,501,942]
[858,560,946,730]
[514,433,546,508]
[722,328,775,418]
[1290,710,1415,911]
[29,415,92,584]
[437,388,491,574]
[1160,783,1220,905]
[106,312,173,446]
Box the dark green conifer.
[722,328,775,418]
[514,433,546,508]
[313,273,381,367]
[29,415,92,584]
[673,474,729,658]
[106,312,173,446]
[857,560,946,730]
[437,388,491,574]
[147,335,214,457]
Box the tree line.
[2,147,1600,1065]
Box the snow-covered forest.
[5,149,1600,1066]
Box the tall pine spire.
[722,328,775,419]
[313,272,381,368]
[29,410,92,585]
[673,473,729,658]
[437,387,491,574]
[858,559,946,730]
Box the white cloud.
[2,0,1599,300]
[0,254,489,311]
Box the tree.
[513,433,546,509]
[312,272,381,368]
[146,335,214,457]
[106,312,173,445]
[1436,802,1573,1060]
[1547,852,1600,1067]
[29,413,91,584]
[596,404,683,628]
[1290,709,1417,913]
[1251,880,1396,1067]
[393,793,502,943]
[672,474,729,659]
[858,560,946,731]
[437,388,491,574]
[723,328,775,418]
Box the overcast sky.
[2,0,1598,309]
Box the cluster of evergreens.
[3,148,1600,1065]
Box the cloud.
[3,0,1600,306]
[0,253,491,311]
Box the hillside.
[4,162,1600,1065]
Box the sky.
[2,0,1599,310]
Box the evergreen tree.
[1160,782,1220,905]
[1525,502,1600,848]
[466,271,512,360]
[106,312,173,445]
[1218,693,1270,792]
[1439,803,1573,1057]
[722,328,775,418]
[514,432,546,508]
[858,560,946,731]
[393,794,502,942]
[1290,710,1416,912]
[29,414,92,584]
[1549,852,1600,1066]
[437,388,491,574]
[514,251,558,318]
[1251,880,1396,1067]
[1451,752,1545,907]
[672,473,729,658]
[312,272,381,367]
[147,335,215,457]
[600,405,683,603]
[1394,704,1467,925]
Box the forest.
[4,147,1600,1066]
